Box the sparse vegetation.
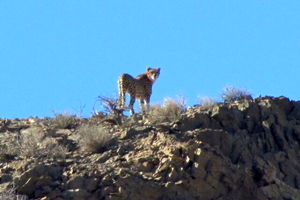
[9,128,67,159]
[14,130,43,158]
[97,96,124,125]
[78,125,115,153]
[199,96,217,107]
[148,97,186,123]
[49,114,79,129]
[222,86,252,103]
[98,96,121,115]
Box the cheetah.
[118,68,160,114]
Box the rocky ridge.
[0,96,300,200]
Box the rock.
[0,174,12,183]
[55,129,72,136]
[66,175,99,194]
[63,189,91,200]
[290,101,300,120]
[85,177,99,192]
[20,127,45,138]
[1,96,300,200]
[119,126,152,140]
[66,176,85,189]
[15,164,63,197]
[5,119,29,132]
[119,128,136,140]
[178,112,215,132]
[44,188,61,199]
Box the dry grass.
[15,131,42,158]
[199,96,217,107]
[222,86,252,103]
[78,125,115,153]
[148,97,186,123]
[49,114,79,129]
[9,128,67,159]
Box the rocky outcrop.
[1,96,300,200]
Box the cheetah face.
[147,68,160,81]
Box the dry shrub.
[49,114,79,129]
[98,96,121,115]
[222,86,252,103]
[149,97,186,123]
[199,96,217,107]
[15,131,42,158]
[12,128,67,159]
[78,125,115,153]
[96,96,124,125]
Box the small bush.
[50,114,79,129]
[78,125,115,153]
[199,96,217,107]
[98,96,121,115]
[12,128,67,159]
[14,129,44,158]
[222,86,252,103]
[96,96,124,125]
[148,97,186,123]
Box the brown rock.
[63,189,91,200]
[2,96,300,200]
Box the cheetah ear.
[147,67,152,71]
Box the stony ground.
[1,96,300,200]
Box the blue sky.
[0,1,299,118]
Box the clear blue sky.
[0,1,299,118]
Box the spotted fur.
[118,68,160,114]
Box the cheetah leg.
[118,91,126,109]
[145,97,150,113]
[129,95,136,115]
[140,99,146,114]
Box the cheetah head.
[147,67,160,82]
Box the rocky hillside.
[1,96,300,200]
